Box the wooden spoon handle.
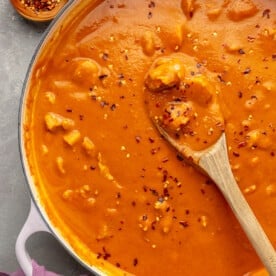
[199,134,276,275]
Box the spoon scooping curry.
[145,53,276,275]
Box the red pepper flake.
[102,53,109,61]
[179,221,189,228]
[270,151,275,157]
[243,125,249,131]
[117,3,126,8]
[163,187,170,197]
[196,63,202,68]
[90,165,96,170]
[110,103,117,111]
[102,247,111,260]
[272,54,276,61]
[135,136,141,143]
[243,67,251,74]
[162,157,169,163]
[148,11,153,19]
[118,73,125,79]
[247,36,255,43]
[133,258,138,266]
[96,253,102,259]
[162,170,168,182]
[238,91,243,98]
[176,153,184,161]
[116,263,121,268]
[100,101,109,107]
[155,102,161,108]
[205,179,213,185]
[233,151,240,157]
[217,74,226,83]
[151,221,157,230]
[255,77,261,85]
[238,141,247,148]
[148,137,155,143]
[238,49,245,55]
[22,0,60,12]
[262,9,271,19]
[99,74,108,80]
[151,147,159,155]
[148,1,155,8]
[150,188,159,197]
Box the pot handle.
[16,200,51,276]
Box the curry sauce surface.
[25,0,276,275]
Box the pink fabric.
[2,260,60,276]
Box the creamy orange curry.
[24,0,276,275]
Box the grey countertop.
[0,1,90,275]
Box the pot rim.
[17,0,103,274]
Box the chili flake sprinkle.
[179,221,189,228]
[262,9,271,19]
[243,67,251,75]
[133,258,138,266]
[21,0,61,11]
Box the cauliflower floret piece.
[63,129,81,146]
[56,156,66,174]
[141,30,156,56]
[98,152,114,181]
[145,56,186,92]
[82,136,96,156]
[162,101,193,131]
[45,112,75,131]
[45,91,56,104]
[227,0,258,21]
[73,58,101,86]
[246,129,272,149]
[184,75,214,105]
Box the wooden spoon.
[154,119,276,275]
[9,0,68,22]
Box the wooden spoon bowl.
[9,0,68,22]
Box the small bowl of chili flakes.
[10,0,68,22]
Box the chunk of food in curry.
[145,53,224,150]
[23,0,276,275]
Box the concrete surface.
[0,1,91,275]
